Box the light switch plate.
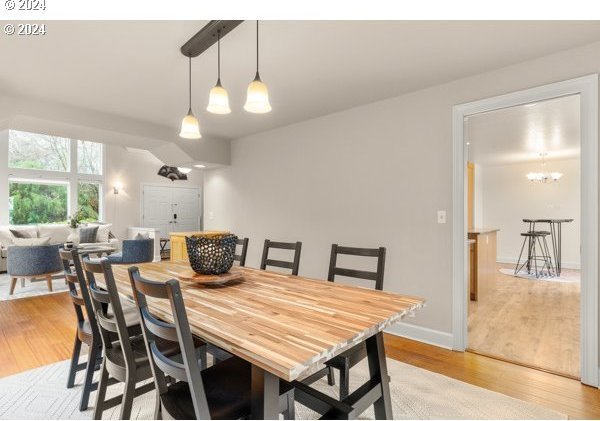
[437,210,447,224]
[208,211,215,220]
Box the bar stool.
[514,231,554,278]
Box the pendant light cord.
[217,30,221,84]
[256,20,260,76]
[188,56,192,112]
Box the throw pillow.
[79,226,99,244]
[10,228,35,238]
[87,223,112,243]
[12,236,51,246]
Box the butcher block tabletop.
[110,261,425,382]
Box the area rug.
[499,267,579,283]
[0,357,566,420]
[0,272,68,301]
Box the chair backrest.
[260,239,302,275]
[59,248,99,336]
[327,244,386,291]
[122,238,154,264]
[127,267,210,419]
[82,258,135,371]
[234,237,249,267]
[7,244,62,277]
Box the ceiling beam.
[180,20,244,58]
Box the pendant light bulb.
[244,73,272,113]
[179,108,201,139]
[245,20,272,114]
[180,56,202,139]
[207,30,231,114]
[207,80,231,115]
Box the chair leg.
[80,343,100,411]
[154,392,162,420]
[120,376,136,420]
[93,359,109,420]
[66,334,82,388]
[45,275,53,292]
[339,364,350,401]
[20,278,25,288]
[284,390,295,420]
[327,366,335,386]
[9,277,17,295]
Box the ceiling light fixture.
[179,56,202,139]
[194,164,206,168]
[178,167,192,174]
[244,20,272,114]
[207,29,231,115]
[526,152,563,183]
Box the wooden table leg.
[251,365,280,420]
[366,332,393,420]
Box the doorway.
[141,184,202,242]
[452,75,598,386]
[465,95,581,378]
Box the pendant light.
[244,20,272,114]
[179,56,202,139]
[207,30,231,114]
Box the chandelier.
[526,152,563,183]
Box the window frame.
[8,177,70,225]
[6,130,105,224]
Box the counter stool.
[514,231,554,278]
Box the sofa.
[0,223,120,273]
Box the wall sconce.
[113,182,123,194]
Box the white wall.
[480,159,581,268]
[103,145,203,240]
[204,39,600,339]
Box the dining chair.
[304,244,386,400]
[260,239,302,275]
[234,237,249,267]
[60,248,102,411]
[82,258,171,419]
[127,266,295,420]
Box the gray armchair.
[106,238,154,264]
[7,244,62,295]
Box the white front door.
[142,185,201,242]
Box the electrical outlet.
[437,210,446,224]
[208,211,215,220]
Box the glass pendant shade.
[207,81,231,114]
[244,74,272,113]
[179,109,201,139]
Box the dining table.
[523,218,574,276]
[109,260,425,419]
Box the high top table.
[110,261,425,419]
[523,219,574,277]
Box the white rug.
[0,272,68,301]
[499,268,579,283]
[0,357,566,420]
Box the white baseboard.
[497,256,580,270]
[385,322,453,350]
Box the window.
[6,130,104,224]
[78,140,103,175]
[9,180,69,225]
[78,182,101,222]
[9,130,70,172]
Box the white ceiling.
[466,94,580,166]
[0,21,599,143]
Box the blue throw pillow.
[79,226,99,244]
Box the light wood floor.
[1,292,599,419]
[468,263,580,378]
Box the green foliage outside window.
[9,182,68,225]
[78,183,100,222]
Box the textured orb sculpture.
[185,234,238,275]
